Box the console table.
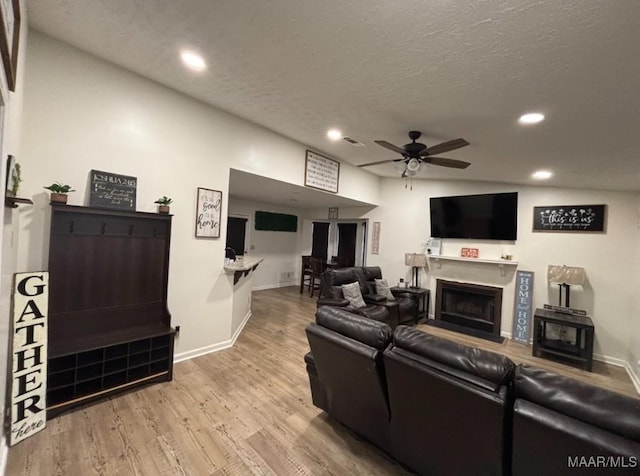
[532,308,594,371]
[391,287,430,323]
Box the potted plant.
[43,182,75,204]
[9,162,21,197]
[154,196,173,214]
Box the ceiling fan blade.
[357,158,403,168]
[425,138,470,156]
[374,140,406,155]
[426,156,471,169]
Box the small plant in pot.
[43,182,75,204]
[154,196,173,214]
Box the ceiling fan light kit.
[407,158,421,172]
[359,131,471,177]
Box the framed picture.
[195,187,222,238]
[371,221,381,254]
[304,150,339,193]
[533,204,606,232]
[0,0,20,91]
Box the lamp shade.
[405,253,428,267]
[547,265,585,286]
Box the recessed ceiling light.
[519,112,545,125]
[180,50,207,72]
[327,129,342,141]
[532,170,552,180]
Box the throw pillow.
[341,281,366,308]
[375,278,395,301]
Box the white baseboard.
[624,361,640,394]
[593,352,627,367]
[252,281,297,291]
[231,311,252,346]
[173,311,252,364]
[0,436,7,476]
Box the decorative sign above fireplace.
[533,204,605,232]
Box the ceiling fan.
[358,131,471,176]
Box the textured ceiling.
[28,0,640,193]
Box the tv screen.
[430,192,518,241]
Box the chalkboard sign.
[89,170,137,211]
[533,204,605,232]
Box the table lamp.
[547,264,586,308]
[405,253,428,288]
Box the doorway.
[337,223,357,267]
[226,215,248,256]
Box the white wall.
[227,198,300,290]
[629,197,640,388]
[0,2,29,458]
[18,31,380,359]
[363,178,639,363]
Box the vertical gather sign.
[11,272,48,445]
[195,187,222,238]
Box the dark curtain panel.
[337,223,358,267]
[226,216,248,255]
[311,222,330,261]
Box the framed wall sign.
[195,187,222,238]
[11,272,48,445]
[533,204,606,232]
[89,170,137,211]
[328,207,338,219]
[0,0,20,91]
[371,221,381,254]
[512,270,534,344]
[304,150,339,194]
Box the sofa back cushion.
[393,326,514,389]
[316,306,392,350]
[322,267,358,298]
[514,365,640,441]
[512,365,640,474]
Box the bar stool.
[300,255,312,294]
[309,257,325,297]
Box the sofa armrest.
[364,295,399,309]
[365,293,387,303]
[317,297,350,307]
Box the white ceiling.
[28,1,640,199]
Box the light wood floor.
[7,286,638,475]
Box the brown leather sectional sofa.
[305,306,640,475]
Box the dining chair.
[309,257,325,297]
[300,255,313,294]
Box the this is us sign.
[11,272,48,445]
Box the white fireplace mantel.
[429,255,518,276]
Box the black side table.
[390,287,430,323]
[532,308,594,371]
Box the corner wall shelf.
[429,255,518,276]
[5,196,33,208]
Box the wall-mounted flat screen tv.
[430,192,518,241]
